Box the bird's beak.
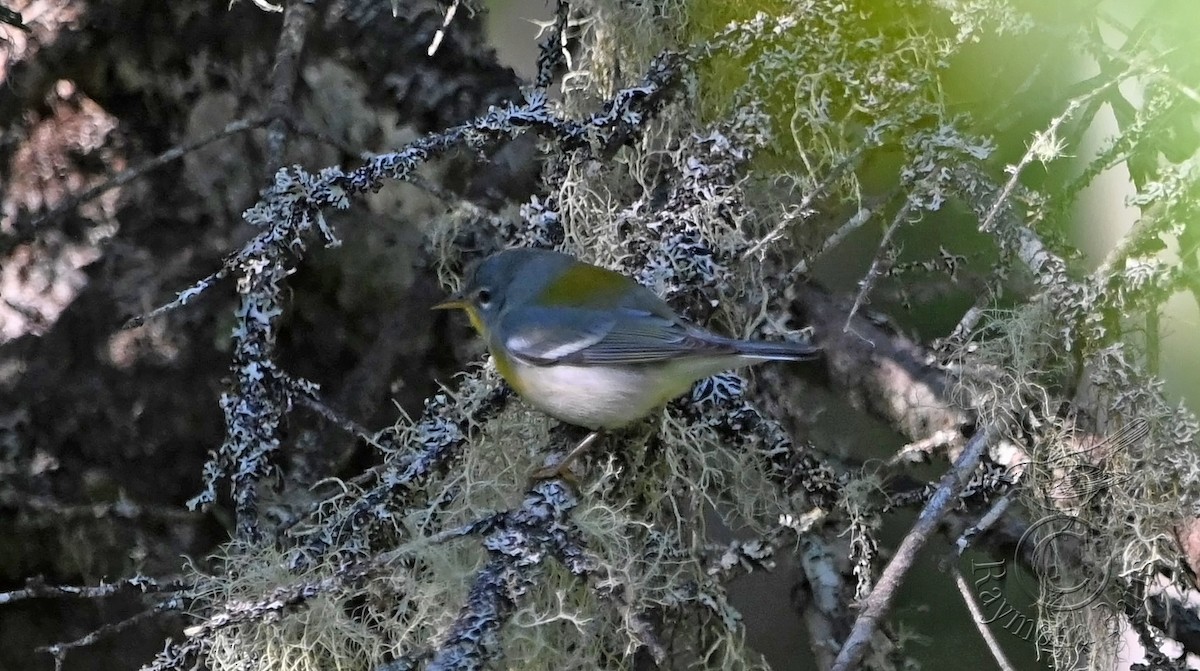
[432,293,467,311]
[433,292,485,336]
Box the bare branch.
[978,71,1131,235]
[41,599,184,670]
[951,567,1020,671]
[264,0,316,172]
[743,147,867,262]
[798,534,851,671]
[0,575,186,606]
[832,428,992,671]
[22,116,269,235]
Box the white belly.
[507,356,747,429]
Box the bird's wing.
[501,306,734,366]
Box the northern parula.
[434,248,820,431]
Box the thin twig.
[402,173,514,234]
[426,0,460,57]
[843,194,915,332]
[832,428,992,671]
[0,575,187,606]
[887,428,964,466]
[978,70,1131,234]
[743,146,867,261]
[951,567,1020,671]
[0,490,200,523]
[946,301,987,347]
[286,118,372,159]
[24,117,269,233]
[955,489,1017,556]
[790,193,891,276]
[289,382,377,445]
[290,379,510,568]
[41,598,184,669]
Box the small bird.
[434,248,819,475]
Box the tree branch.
[832,427,992,671]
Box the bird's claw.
[527,461,581,490]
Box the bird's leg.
[529,430,604,484]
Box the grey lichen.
[114,1,1200,670]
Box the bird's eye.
[476,288,492,307]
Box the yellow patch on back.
[535,264,633,308]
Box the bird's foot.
[526,430,603,490]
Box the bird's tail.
[730,337,821,361]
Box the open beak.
[432,293,467,311]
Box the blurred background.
[1,0,1197,669]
